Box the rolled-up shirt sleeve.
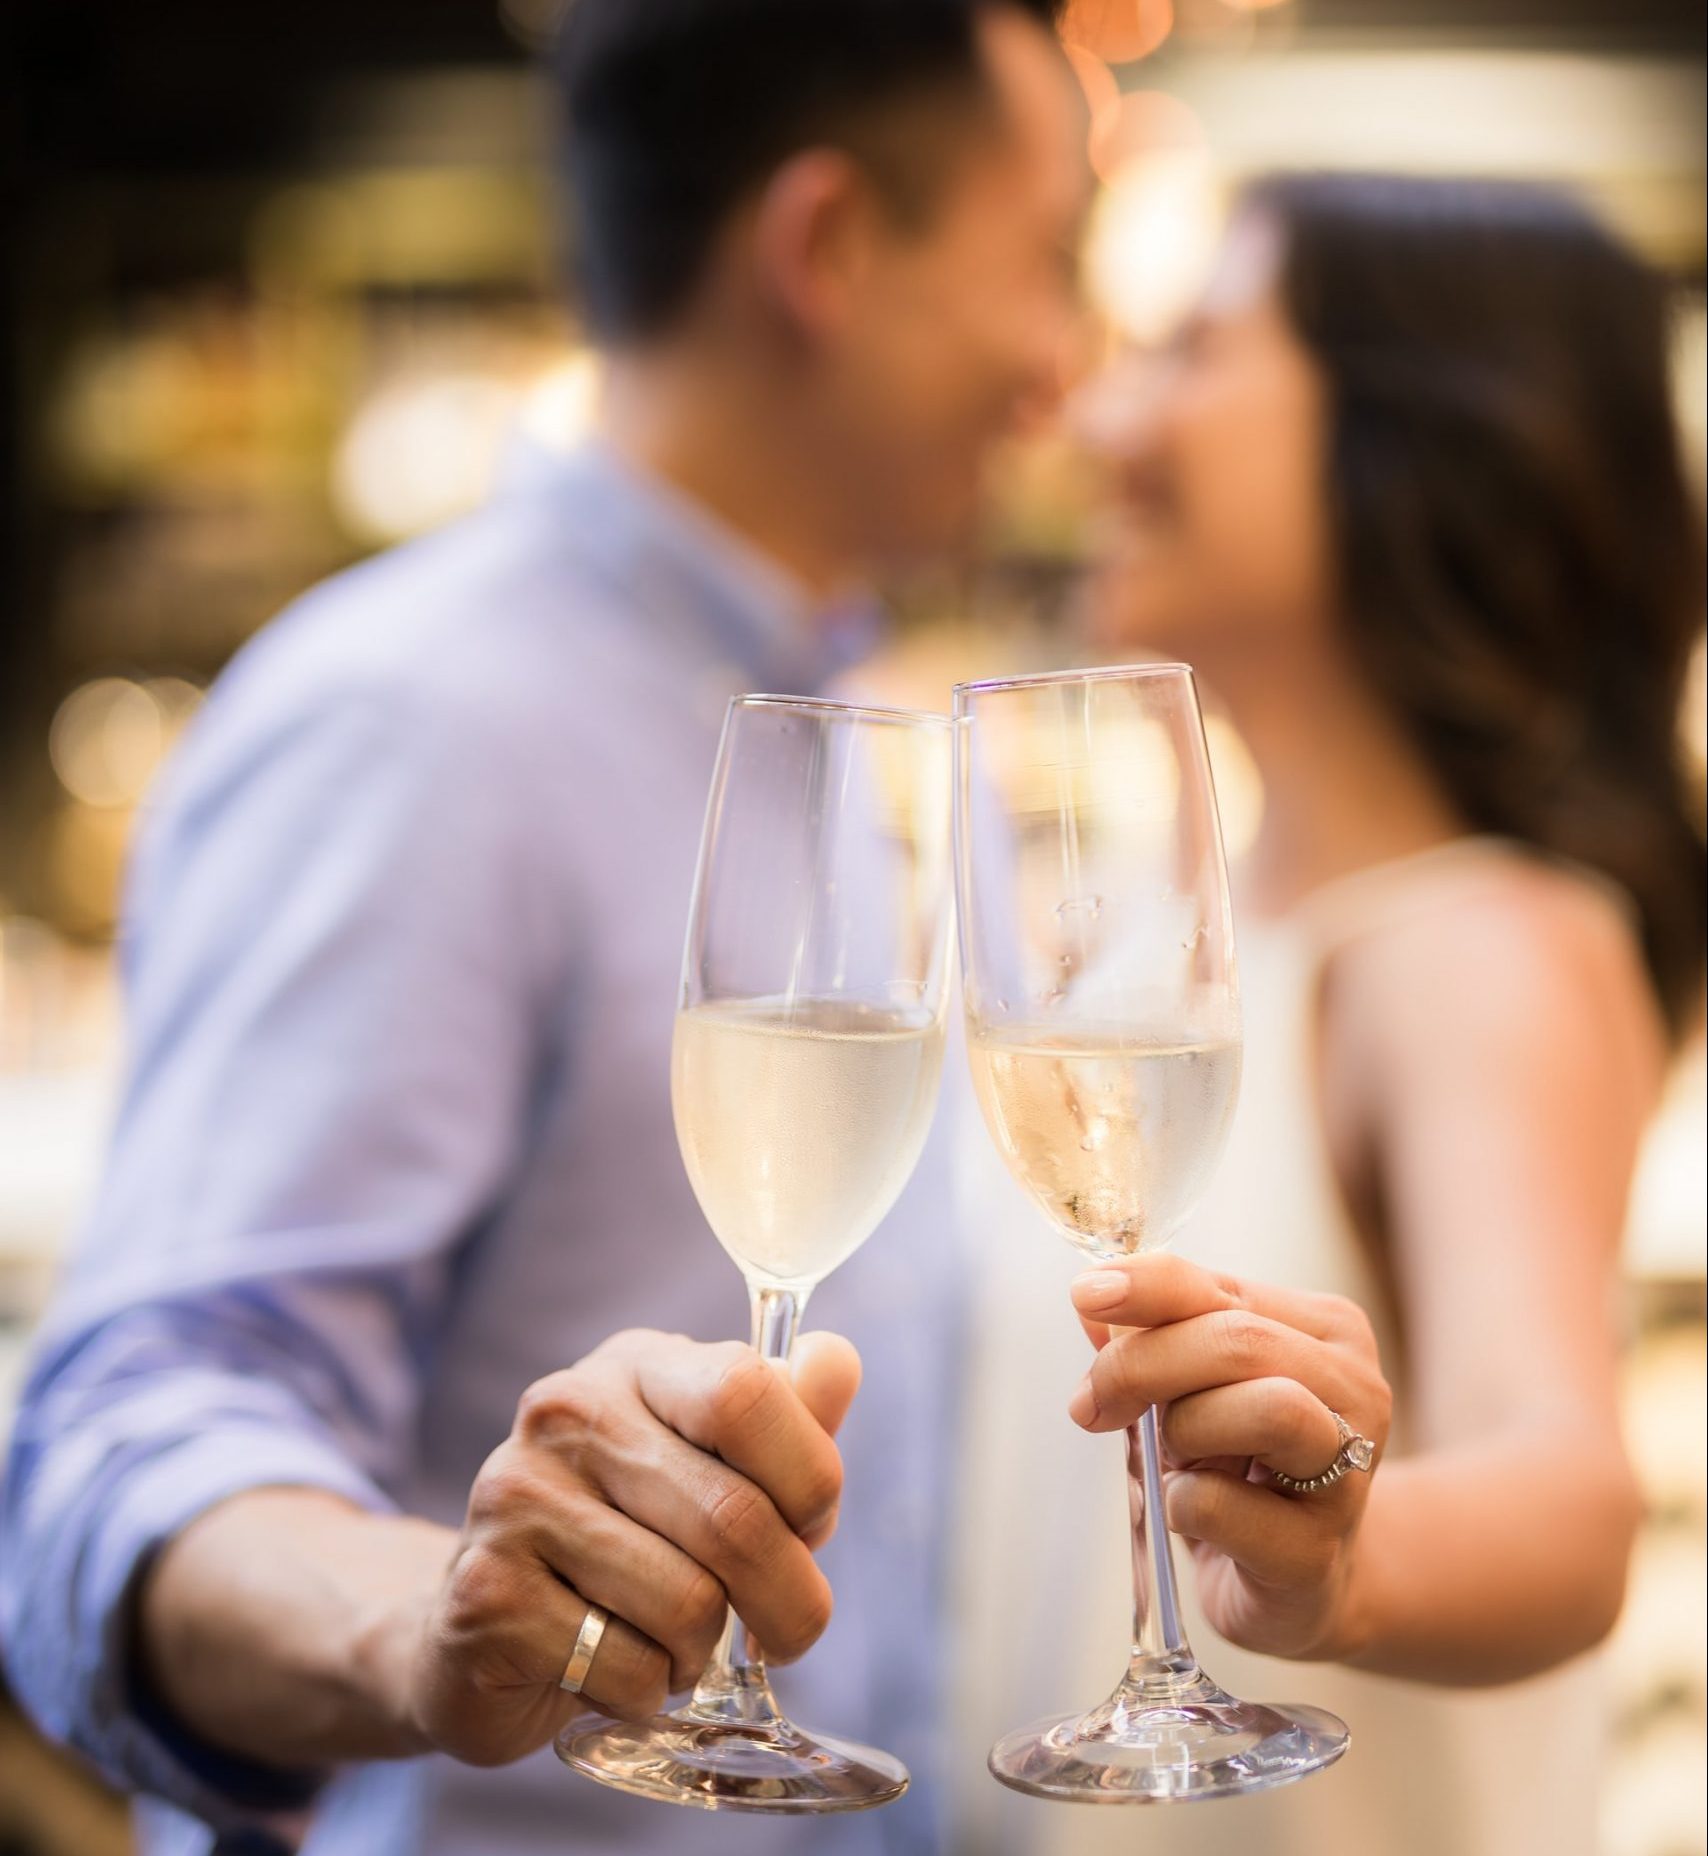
[0,646,567,1831]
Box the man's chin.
[866,499,984,575]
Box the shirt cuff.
[74,1424,392,1834]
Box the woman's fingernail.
[1068,1373,1099,1426]
[1072,1270,1128,1311]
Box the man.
[0,2,1087,1851]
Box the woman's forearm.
[1338,1431,1641,1685]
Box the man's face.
[819,11,1092,564]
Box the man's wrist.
[342,1514,458,1759]
[139,1490,459,1767]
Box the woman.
[949,173,1704,1856]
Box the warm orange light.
[1063,41,1121,151]
[1090,90,1207,184]
[1061,0,1173,66]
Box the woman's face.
[1085,212,1337,658]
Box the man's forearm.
[138,1487,456,1770]
[1339,1432,1639,1686]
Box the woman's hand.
[1068,1253,1392,1664]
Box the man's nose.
[1064,350,1159,461]
[1010,307,1100,437]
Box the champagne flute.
[557,693,953,1812]
[953,663,1349,1802]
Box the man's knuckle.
[704,1475,774,1564]
[775,1582,833,1660]
[801,1580,834,1642]
[670,1568,729,1645]
[442,1547,516,1634]
[470,1454,543,1525]
[606,1642,671,1721]
[708,1352,778,1438]
[592,1327,663,1362]
[516,1370,588,1442]
[802,1451,843,1519]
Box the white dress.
[946,841,1614,1856]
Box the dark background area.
[3,0,1705,911]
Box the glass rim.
[731,692,950,727]
[953,662,1194,704]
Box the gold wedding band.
[559,1602,610,1695]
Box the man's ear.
[748,148,879,340]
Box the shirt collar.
[497,430,879,695]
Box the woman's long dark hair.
[1249,172,1705,1038]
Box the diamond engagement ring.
[1268,1410,1377,1495]
[559,1603,611,1695]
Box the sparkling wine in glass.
[557,693,953,1813]
[954,663,1349,1802]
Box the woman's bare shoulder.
[1324,852,1666,1116]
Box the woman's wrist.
[1318,1529,1382,1666]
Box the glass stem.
[683,1284,807,1729]
[1123,1404,1198,1692]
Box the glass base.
[555,1707,910,1815]
[989,1669,1349,1803]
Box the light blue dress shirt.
[0,442,963,1856]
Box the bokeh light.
[1091,89,1208,184]
[1063,42,1122,153]
[331,372,520,544]
[1084,146,1223,343]
[1061,0,1174,65]
[144,676,205,744]
[520,351,603,453]
[48,680,164,810]
[1203,711,1264,863]
[47,677,203,812]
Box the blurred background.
[0,1,1703,1852]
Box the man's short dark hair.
[554,0,1062,341]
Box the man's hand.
[1068,1254,1391,1663]
[408,1327,860,1766]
